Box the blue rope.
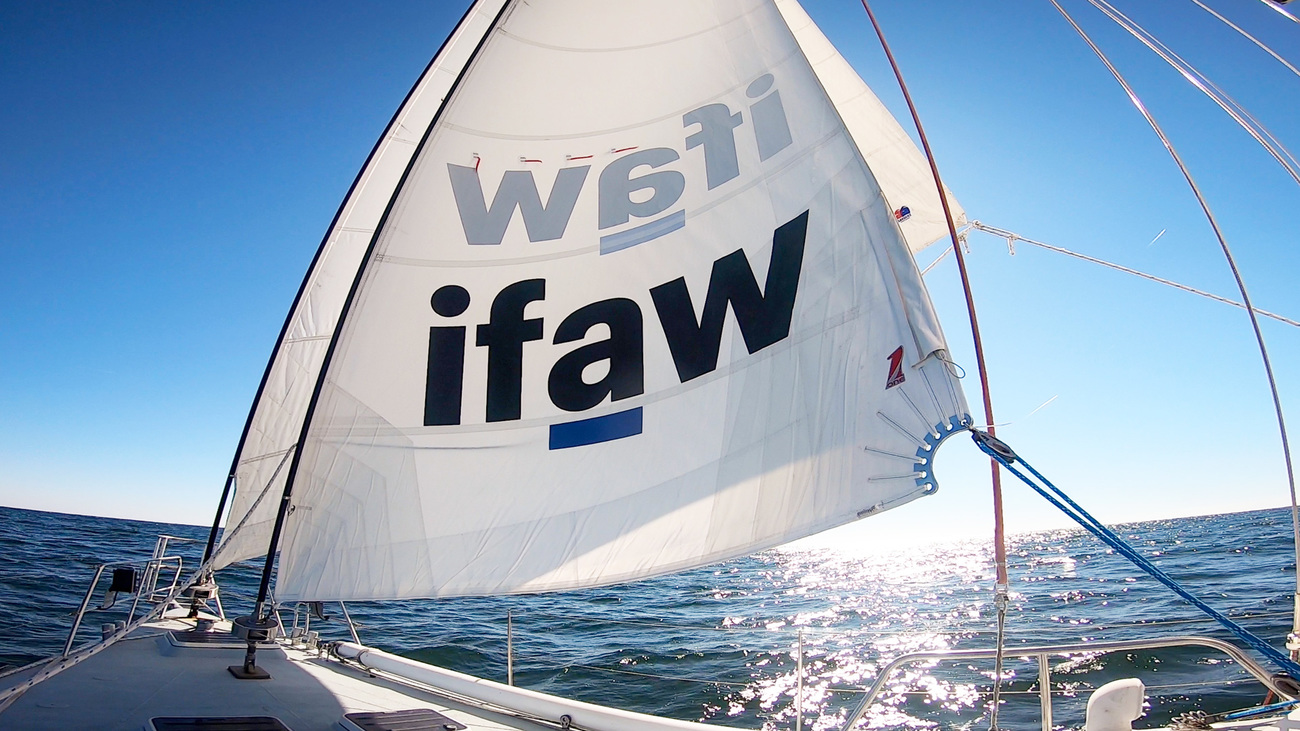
[970,430,1300,678]
[1224,699,1300,721]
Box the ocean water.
[0,505,1295,730]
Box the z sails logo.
[422,74,805,449]
[885,346,906,390]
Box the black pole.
[196,0,483,574]
[200,474,234,565]
[228,0,516,679]
[189,473,233,617]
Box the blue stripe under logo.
[549,407,643,449]
[598,210,685,254]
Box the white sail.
[214,0,968,572]
[776,0,966,253]
[267,0,969,602]
[212,1,512,569]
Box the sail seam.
[495,5,760,55]
[896,389,938,439]
[861,445,917,461]
[875,412,925,449]
[917,362,950,422]
[866,473,920,482]
[434,45,805,142]
[237,446,296,466]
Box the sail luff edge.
[204,1,494,567]
[249,0,519,609]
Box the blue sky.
[1,1,1297,549]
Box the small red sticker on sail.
[886,346,906,389]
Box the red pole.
[857,0,1008,588]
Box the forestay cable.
[0,446,295,704]
[856,3,1010,725]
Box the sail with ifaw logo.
[212,0,970,603]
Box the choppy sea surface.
[0,505,1295,730]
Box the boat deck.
[6,610,1298,731]
[0,613,547,731]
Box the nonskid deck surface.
[0,614,548,731]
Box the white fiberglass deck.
[0,613,549,731]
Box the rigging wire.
[855,4,1009,726]
[472,607,1295,636]
[514,654,1262,695]
[920,243,954,276]
[1085,0,1300,188]
[851,4,1008,587]
[1259,0,1300,24]
[1047,0,1300,651]
[1191,0,1300,79]
[0,445,294,703]
[964,222,1300,329]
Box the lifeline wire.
[0,446,295,704]
[971,429,1300,679]
[1048,0,1300,646]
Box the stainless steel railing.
[285,601,361,647]
[840,635,1294,731]
[62,552,184,656]
[139,534,204,603]
[61,533,219,656]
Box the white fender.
[1086,678,1146,731]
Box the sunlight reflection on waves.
[728,540,999,730]
[2,507,1295,730]
[670,511,1293,730]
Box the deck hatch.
[149,717,292,731]
[343,709,468,731]
[168,630,274,648]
